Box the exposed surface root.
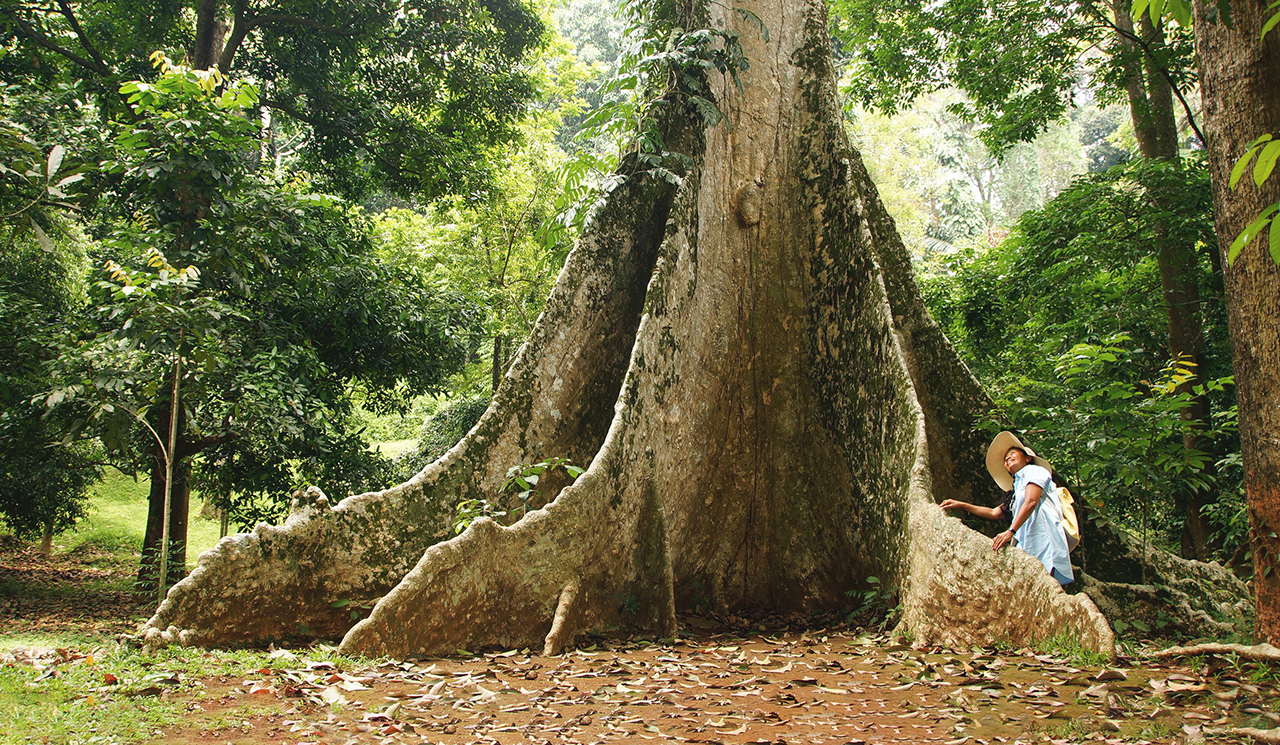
[1206,727,1280,743]
[1151,642,1280,663]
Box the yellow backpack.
[1057,485,1081,552]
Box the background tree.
[923,157,1224,387]
[363,17,612,477]
[832,0,1221,558]
[0,229,96,555]
[43,59,478,590]
[0,68,99,555]
[921,156,1239,559]
[1,0,546,202]
[843,91,1126,263]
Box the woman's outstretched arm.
[939,499,1005,521]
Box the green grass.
[1030,631,1113,667]
[55,468,222,567]
[0,630,118,652]
[0,453,407,743]
[0,645,369,744]
[370,438,417,459]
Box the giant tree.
[832,0,1222,559]
[1192,0,1280,642]
[138,0,1118,656]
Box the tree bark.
[38,519,53,558]
[491,334,504,393]
[140,0,1113,656]
[193,0,227,71]
[1193,0,1280,643]
[138,452,191,594]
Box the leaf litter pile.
[0,543,150,639]
[3,544,1279,744]
[8,624,1280,745]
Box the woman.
[939,431,1074,585]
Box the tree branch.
[1149,641,1280,662]
[262,96,366,148]
[1084,4,1208,149]
[216,0,252,72]
[217,6,364,71]
[1204,727,1280,744]
[252,14,364,35]
[53,0,109,74]
[177,431,237,459]
[1,7,109,76]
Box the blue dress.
[1011,464,1074,585]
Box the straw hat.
[986,431,1053,491]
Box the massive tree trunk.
[140,0,1113,656]
[1116,3,1218,560]
[1193,0,1280,643]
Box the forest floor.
[2,543,1279,744]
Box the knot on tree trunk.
[735,180,764,226]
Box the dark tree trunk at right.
[1194,0,1280,643]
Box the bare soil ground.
[3,545,1279,744]
[122,632,1280,745]
[0,543,151,640]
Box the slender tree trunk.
[491,334,504,393]
[1116,8,1181,158]
[1193,0,1280,643]
[1117,1,1217,558]
[38,519,53,558]
[138,448,191,595]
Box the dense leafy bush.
[392,393,492,481]
[923,157,1240,556]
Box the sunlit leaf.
[46,144,64,178]
[1270,213,1280,265]
[1227,203,1279,265]
[1229,136,1270,188]
[30,218,52,252]
[1253,140,1280,187]
[1262,6,1280,39]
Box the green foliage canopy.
[831,0,1197,154]
[1,0,548,201]
[41,59,480,531]
[923,157,1223,388]
[923,158,1240,549]
[0,228,96,539]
